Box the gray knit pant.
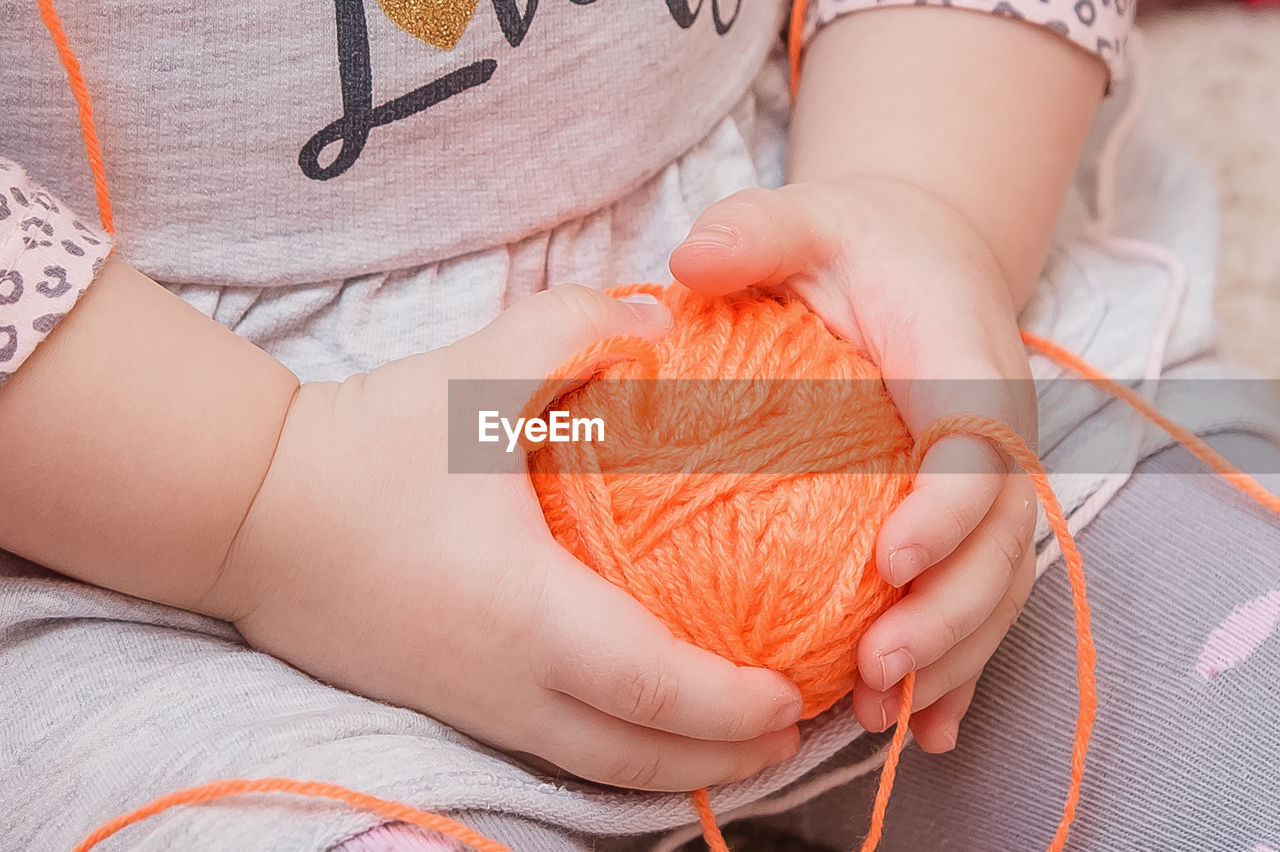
[738,432,1280,852]
[3,435,1278,852]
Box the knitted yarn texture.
[527,283,916,719]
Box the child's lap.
[0,546,858,847]
[3,432,1278,851]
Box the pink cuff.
[0,157,112,387]
[804,0,1134,86]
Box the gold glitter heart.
[376,0,482,50]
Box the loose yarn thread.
[35,0,113,235]
[68,779,511,852]
[35,3,1278,852]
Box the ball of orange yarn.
[528,284,921,718]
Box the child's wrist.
[788,9,1104,307]
[205,379,339,626]
[810,173,1023,312]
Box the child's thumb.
[459,283,672,380]
[669,186,821,295]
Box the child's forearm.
[0,256,298,620]
[788,8,1107,307]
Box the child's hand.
[205,285,803,792]
[671,175,1039,754]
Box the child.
[2,1,1278,849]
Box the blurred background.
[1146,2,1280,377]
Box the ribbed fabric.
[5,1,789,287]
[338,823,460,852]
[745,433,1280,851]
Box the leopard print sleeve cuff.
[803,0,1134,87]
[0,158,112,387]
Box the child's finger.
[852,549,1035,731]
[870,260,1038,578]
[875,437,1006,587]
[859,474,1034,691]
[455,283,672,380]
[906,548,1035,710]
[909,676,979,754]
[531,543,803,743]
[520,693,801,792]
[875,343,1036,588]
[668,186,824,294]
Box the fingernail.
[943,721,960,752]
[933,716,961,753]
[875,696,891,733]
[877,648,916,689]
[624,300,673,329]
[767,695,803,732]
[887,546,927,586]
[685,224,739,249]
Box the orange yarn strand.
[789,0,809,100]
[857,670,915,852]
[692,788,730,852]
[70,778,512,852]
[919,415,1098,852]
[1023,330,1280,516]
[36,0,114,234]
[689,679,920,852]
